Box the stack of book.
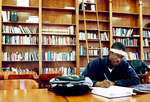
[26,16,39,23]
[2,11,17,22]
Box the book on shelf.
[104,32,109,40]
[17,0,29,7]
[42,26,74,34]
[11,11,17,22]
[144,38,149,46]
[64,7,75,9]
[113,28,133,37]
[126,29,133,37]
[91,5,95,11]
[2,51,39,61]
[2,11,8,21]
[42,67,76,75]
[2,11,10,22]
[42,51,76,61]
[133,35,140,37]
[26,16,39,23]
[127,52,139,60]
[42,21,51,23]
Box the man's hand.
[94,80,112,88]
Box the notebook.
[91,86,134,98]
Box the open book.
[91,86,149,98]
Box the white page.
[91,86,133,98]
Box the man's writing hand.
[94,80,111,88]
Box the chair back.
[0,79,38,90]
[0,75,4,80]
[145,71,150,83]
[8,74,34,79]
[39,71,63,88]
[0,71,17,79]
[18,71,37,76]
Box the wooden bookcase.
[0,0,150,75]
[112,0,141,61]
[0,0,79,75]
[41,0,79,74]
[79,0,110,69]
[1,0,40,73]
[142,0,150,64]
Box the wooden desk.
[0,89,66,102]
[64,92,150,102]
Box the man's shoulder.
[91,56,107,63]
[120,59,129,64]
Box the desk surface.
[0,89,66,102]
[64,92,150,102]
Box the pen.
[104,73,109,80]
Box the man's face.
[109,52,124,66]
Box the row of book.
[2,25,33,34]
[101,47,109,56]
[2,35,38,44]
[100,32,109,41]
[143,38,150,46]
[42,67,76,75]
[143,53,150,60]
[42,36,76,45]
[113,38,138,46]
[88,47,100,56]
[42,51,76,61]
[2,52,39,61]
[79,32,98,40]
[113,28,133,37]
[126,52,139,60]
[79,45,87,55]
[88,47,109,56]
[143,30,150,37]
[2,11,17,22]
[2,67,33,72]
[79,45,108,56]
[42,26,74,34]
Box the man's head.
[109,42,127,66]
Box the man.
[82,42,140,88]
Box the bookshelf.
[0,0,79,75]
[41,0,79,75]
[1,0,150,75]
[142,0,150,63]
[1,0,40,73]
[111,0,141,61]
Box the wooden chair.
[39,71,63,88]
[44,70,62,74]
[18,71,37,76]
[0,75,4,80]
[145,71,150,83]
[0,71,17,79]
[8,74,34,79]
[0,79,38,90]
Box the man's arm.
[116,64,140,87]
